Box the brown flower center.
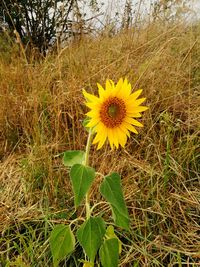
[100,97,126,128]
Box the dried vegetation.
[0,20,200,266]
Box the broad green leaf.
[105,225,122,254]
[100,173,130,230]
[63,150,85,167]
[50,224,75,267]
[70,164,95,208]
[76,217,106,262]
[99,238,119,267]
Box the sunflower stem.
[84,129,93,219]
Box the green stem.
[69,217,85,227]
[84,130,93,219]
[90,201,108,214]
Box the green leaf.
[106,225,115,237]
[63,150,85,167]
[70,164,95,208]
[105,225,122,254]
[83,263,93,267]
[79,260,94,267]
[50,224,75,267]
[76,217,106,262]
[100,173,130,230]
[99,238,119,267]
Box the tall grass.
[0,20,200,266]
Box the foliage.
[0,0,76,54]
[100,173,130,230]
[49,224,75,267]
[99,238,119,267]
[76,216,106,262]
[0,0,191,55]
[70,164,95,208]
[152,0,190,22]
[48,150,128,265]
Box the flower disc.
[100,97,126,128]
[83,78,148,149]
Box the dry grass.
[0,21,200,266]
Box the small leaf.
[80,261,94,267]
[82,117,91,132]
[83,264,93,267]
[70,164,95,208]
[63,150,85,167]
[99,238,119,267]
[105,225,122,254]
[50,224,75,267]
[100,173,130,230]
[106,225,115,236]
[76,217,106,262]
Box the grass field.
[0,20,200,266]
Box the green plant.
[49,78,148,266]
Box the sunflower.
[83,78,148,150]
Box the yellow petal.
[134,98,146,106]
[119,130,127,147]
[116,127,127,147]
[129,89,143,101]
[117,81,131,100]
[112,129,119,149]
[122,122,138,134]
[115,78,123,92]
[86,110,99,118]
[131,113,142,118]
[119,124,130,137]
[83,89,100,103]
[85,102,101,109]
[97,134,107,149]
[93,122,107,147]
[93,132,101,144]
[123,78,128,86]
[127,106,149,113]
[106,79,114,93]
[86,118,99,128]
[125,117,143,127]
[97,83,106,99]
[107,128,115,149]
[108,79,115,87]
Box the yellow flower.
[83,78,148,150]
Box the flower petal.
[86,118,99,128]
[116,127,127,147]
[122,122,138,134]
[117,80,131,100]
[112,129,119,149]
[107,128,115,149]
[93,123,108,149]
[86,110,99,118]
[115,78,123,92]
[127,106,149,114]
[125,117,143,127]
[83,89,100,103]
[97,83,106,99]
[106,79,114,93]
[129,89,143,101]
